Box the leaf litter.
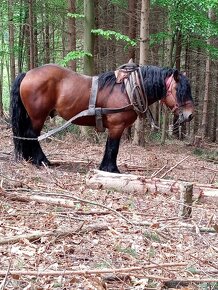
[0,127,217,290]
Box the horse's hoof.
[32,158,51,167]
[40,158,51,166]
[99,166,120,173]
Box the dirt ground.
[0,126,217,290]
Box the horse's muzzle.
[179,111,194,123]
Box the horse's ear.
[128,58,134,63]
[173,70,180,82]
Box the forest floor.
[0,125,218,290]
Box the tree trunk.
[83,0,95,76]
[175,30,182,70]
[201,9,214,140]
[127,0,137,61]
[81,0,95,137]
[8,0,16,83]
[193,47,201,135]
[0,18,4,116]
[44,4,50,64]
[67,0,76,71]
[133,0,150,146]
[18,0,26,72]
[28,0,35,69]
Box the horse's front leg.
[99,137,121,173]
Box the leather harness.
[89,62,149,132]
[36,62,150,141]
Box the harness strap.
[89,76,99,115]
[124,67,148,117]
[15,63,152,141]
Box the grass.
[193,147,218,163]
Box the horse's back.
[19,64,92,121]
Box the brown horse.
[11,63,194,173]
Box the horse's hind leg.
[22,128,50,166]
[11,73,50,166]
[99,137,120,173]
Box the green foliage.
[91,29,136,47]
[60,51,92,66]
[116,245,138,257]
[148,132,162,143]
[144,231,161,242]
[192,148,218,162]
[151,0,218,60]
[67,12,84,19]
[110,0,128,9]
[95,260,112,268]
[150,32,169,47]
[199,282,218,290]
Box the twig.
[0,266,142,277]
[47,189,135,225]
[0,224,109,245]
[0,260,11,290]
[0,268,217,284]
[160,156,189,178]
[0,188,134,225]
[201,166,218,173]
[0,263,187,277]
[151,164,167,178]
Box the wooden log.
[87,170,190,194]
[86,170,218,202]
[87,170,194,218]
[178,183,193,218]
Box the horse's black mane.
[98,65,193,105]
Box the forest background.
[0,0,218,145]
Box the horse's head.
[162,70,194,123]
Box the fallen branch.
[0,261,11,290]
[0,266,142,277]
[160,156,189,178]
[0,188,133,225]
[0,266,217,284]
[0,262,187,277]
[151,164,167,178]
[201,166,218,173]
[0,224,109,245]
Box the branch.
[0,262,187,277]
[0,224,109,245]
[160,156,189,178]
[0,188,133,225]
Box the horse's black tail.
[11,73,50,165]
[10,73,32,161]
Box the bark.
[133,0,150,146]
[175,30,182,70]
[81,0,95,137]
[8,0,16,83]
[160,106,167,144]
[28,0,35,69]
[201,9,212,139]
[0,224,109,245]
[83,0,95,76]
[122,0,137,141]
[0,12,4,116]
[127,0,137,61]
[87,170,218,202]
[44,4,50,64]
[18,0,26,72]
[201,56,210,139]
[67,0,76,70]
[193,47,201,135]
